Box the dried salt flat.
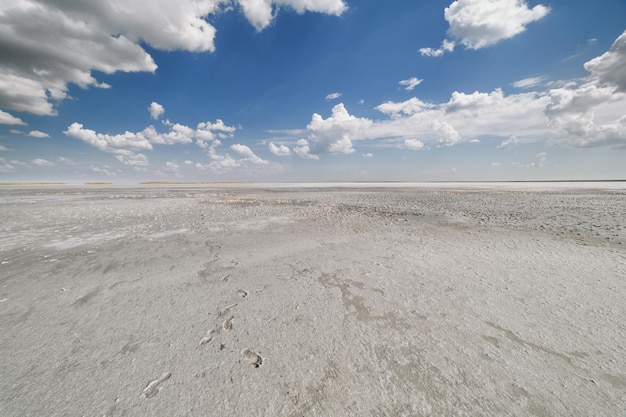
[0,184,624,416]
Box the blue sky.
[1,0,626,182]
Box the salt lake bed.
[0,183,624,416]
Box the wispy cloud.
[512,76,547,89]
[325,92,342,100]
[399,77,423,91]
[32,158,55,167]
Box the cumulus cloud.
[399,77,423,91]
[402,139,425,150]
[362,152,373,158]
[544,83,626,147]
[325,92,342,100]
[230,144,268,164]
[0,110,26,125]
[432,120,460,146]
[163,161,180,173]
[446,88,507,113]
[534,31,626,147]
[65,123,154,153]
[294,139,319,160]
[306,103,372,155]
[65,117,236,166]
[239,0,347,30]
[421,0,549,56]
[0,0,347,116]
[376,98,432,119]
[419,40,456,57]
[27,130,49,138]
[584,30,626,92]
[297,90,553,157]
[148,102,165,120]
[269,142,291,156]
[203,147,240,173]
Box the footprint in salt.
[241,348,263,368]
[236,290,248,298]
[141,372,171,398]
[219,303,237,316]
[222,315,234,330]
[199,329,215,346]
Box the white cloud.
[114,151,150,167]
[164,161,180,173]
[269,142,291,156]
[325,92,342,100]
[0,110,26,125]
[544,81,626,147]
[90,165,116,177]
[294,139,319,160]
[306,103,372,155]
[419,40,456,57]
[535,31,626,147]
[399,77,423,91]
[445,0,549,49]
[0,145,7,151]
[27,130,49,138]
[497,135,519,149]
[402,139,425,150]
[432,120,460,146]
[239,0,347,30]
[512,76,547,89]
[534,151,547,167]
[65,123,154,152]
[299,89,553,157]
[0,157,15,173]
[57,157,77,165]
[184,160,193,165]
[376,97,432,118]
[65,117,237,165]
[584,30,626,92]
[230,144,268,164]
[196,119,237,147]
[32,158,55,167]
[0,0,346,116]
[421,0,549,56]
[9,129,24,134]
[362,152,373,158]
[149,102,165,120]
[445,88,505,113]
[206,147,240,172]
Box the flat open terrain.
[0,183,625,416]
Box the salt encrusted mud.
[0,183,624,416]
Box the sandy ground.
[0,183,624,416]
